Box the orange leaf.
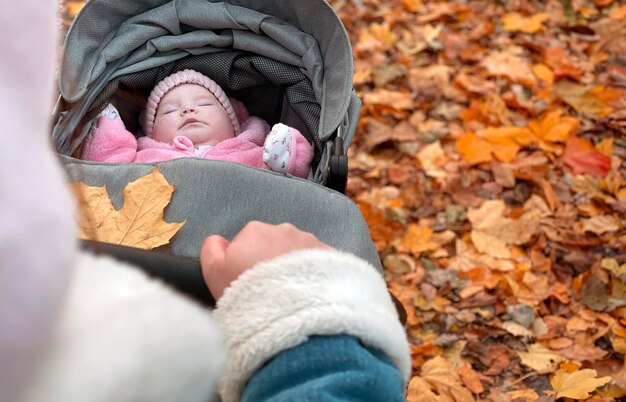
[478,127,525,162]
[564,136,612,177]
[401,224,440,255]
[501,12,549,33]
[609,4,626,19]
[403,0,423,12]
[532,63,555,84]
[363,89,414,110]
[458,364,485,394]
[456,132,493,164]
[528,110,579,144]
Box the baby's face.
[152,84,235,146]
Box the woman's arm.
[201,222,410,402]
[242,335,405,402]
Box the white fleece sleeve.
[23,252,226,402]
[214,249,411,402]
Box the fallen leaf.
[564,136,612,177]
[501,321,534,339]
[550,367,611,399]
[71,167,185,249]
[401,224,440,255]
[481,51,537,86]
[363,89,414,110]
[407,356,475,402]
[527,109,579,148]
[452,238,516,272]
[582,276,626,312]
[532,63,554,84]
[505,389,539,402]
[417,141,448,178]
[580,215,620,235]
[456,131,494,164]
[458,364,485,394]
[501,12,549,34]
[609,4,626,20]
[467,200,541,258]
[554,81,623,119]
[517,344,566,374]
[601,258,626,278]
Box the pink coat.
[82,111,312,178]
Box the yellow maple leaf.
[550,367,611,399]
[501,12,549,33]
[71,166,185,250]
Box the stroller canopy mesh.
[59,0,355,144]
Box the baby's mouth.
[180,118,201,128]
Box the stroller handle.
[80,240,408,325]
[81,240,216,308]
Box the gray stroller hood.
[55,0,361,179]
[54,0,383,272]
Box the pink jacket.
[82,108,313,179]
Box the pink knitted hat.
[143,69,240,136]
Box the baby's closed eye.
[160,105,178,115]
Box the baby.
[82,69,313,178]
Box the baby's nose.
[181,104,197,114]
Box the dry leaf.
[501,12,549,34]
[417,141,448,178]
[458,364,484,394]
[517,344,565,374]
[554,81,623,119]
[550,367,611,399]
[481,51,537,86]
[527,109,579,147]
[564,136,612,177]
[501,321,534,339]
[456,132,494,164]
[71,166,185,249]
[363,89,414,110]
[532,63,554,84]
[580,215,620,234]
[609,5,626,20]
[601,258,626,278]
[505,389,539,402]
[407,356,475,402]
[467,200,541,258]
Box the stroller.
[53,0,404,318]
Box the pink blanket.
[82,110,312,178]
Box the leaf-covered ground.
[329,0,626,400]
[61,0,626,400]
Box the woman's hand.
[200,221,332,300]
